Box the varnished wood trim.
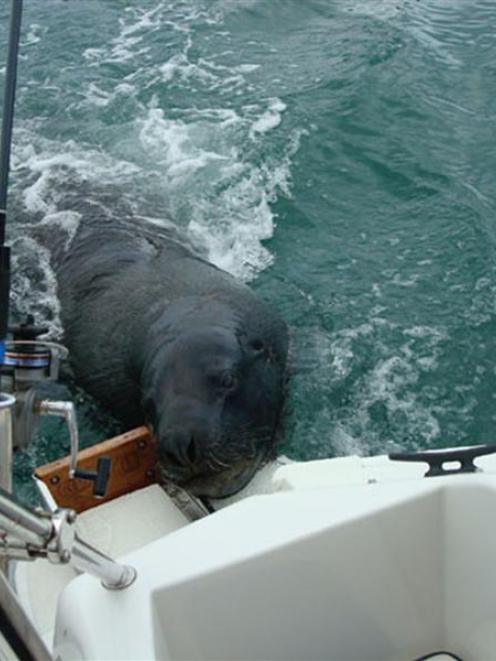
[35,426,158,513]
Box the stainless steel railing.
[0,483,137,590]
[0,388,137,590]
[0,393,15,493]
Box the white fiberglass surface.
[150,481,496,660]
[53,477,496,660]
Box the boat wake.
[7,0,303,334]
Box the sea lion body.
[54,210,288,497]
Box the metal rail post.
[0,394,15,493]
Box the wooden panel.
[35,426,158,513]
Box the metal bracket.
[389,443,496,477]
[0,505,76,565]
[46,508,76,564]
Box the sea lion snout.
[157,407,218,473]
[160,428,202,467]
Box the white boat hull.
[15,452,496,659]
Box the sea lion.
[50,202,289,498]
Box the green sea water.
[1,0,495,501]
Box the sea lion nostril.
[186,435,200,465]
[160,428,204,468]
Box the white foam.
[403,325,447,340]
[83,80,137,109]
[22,23,45,47]
[23,169,52,215]
[14,84,301,288]
[11,0,304,300]
[15,134,141,201]
[159,53,219,85]
[83,47,105,63]
[85,83,112,108]
[10,237,62,338]
[81,0,262,107]
[196,58,260,75]
[332,424,364,457]
[115,83,136,95]
[120,5,161,38]
[8,129,153,333]
[297,317,449,456]
[351,351,441,451]
[250,99,287,137]
[181,107,240,126]
[136,103,302,280]
[82,2,213,68]
[138,108,227,177]
[39,211,82,250]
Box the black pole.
[0,0,23,223]
[0,0,23,352]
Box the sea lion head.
[140,300,288,498]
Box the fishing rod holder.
[0,487,136,589]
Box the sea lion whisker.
[208,452,232,470]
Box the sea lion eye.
[250,339,264,353]
[219,372,237,391]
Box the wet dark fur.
[50,203,289,496]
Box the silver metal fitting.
[46,508,76,565]
[102,564,137,591]
[0,533,34,561]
